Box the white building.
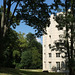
[43,14,66,72]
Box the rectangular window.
[49,44,51,48]
[49,62,51,69]
[49,53,51,57]
[49,35,51,38]
[56,53,60,57]
[59,35,63,38]
[56,62,60,70]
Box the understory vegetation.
[1,30,42,69]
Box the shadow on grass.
[19,70,49,75]
[0,68,67,75]
[19,70,67,75]
[0,67,21,75]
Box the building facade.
[43,14,66,72]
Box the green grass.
[0,68,66,75]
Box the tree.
[3,29,19,67]
[21,50,32,69]
[26,33,42,58]
[12,32,28,68]
[26,32,36,42]
[17,32,28,52]
[0,6,20,66]
[31,47,42,69]
[3,31,28,68]
[20,47,42,69]
[13,50,21,68]
[0,0,50,38]
[20,33,42,69]
[0,0,50,66]
[50,0,75,75]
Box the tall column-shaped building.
[43,14,65,72]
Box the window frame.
[56,53,60,57]
[56,62,60,70]
[49,44,51,48]
[49,53,52,57]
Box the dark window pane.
[49,53,51,57]
[56,62,60,70]
[56,53,60,57]
[49,44,51,48]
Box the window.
[56,62,60,70]
[49,53,51,57]
[49,44,51,48]
[61,61,65,68]
[59,35,62,38]
[56,53,60,57]
[49,35,51,38]
[49,62,51,69]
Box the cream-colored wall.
[43,14,65,72]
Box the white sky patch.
[36,38,41,43]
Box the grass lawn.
[0,68,66,75]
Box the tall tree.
[3,29,19,67]
[50,0,75,75]
[17,32,28,52]
[0,0,50,66]
[20,33,42,69]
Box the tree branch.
[6,0,11,25]
[10,1,20,27]
[1,0,6,29]
[4,0,6,25]
[65,0,70,61]
[11,1,15,5]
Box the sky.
[0,0,54,44]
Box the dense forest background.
[2,29,42,69]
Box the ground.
[0,68,66,75]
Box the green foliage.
[26,33,36,42]
[18,32,28,51]
[0,0,50,36]
[31,47,42,69]
[16,0,50,36]
[50,0,75,75]
[13,50,20,64]
[0,0,49,67]
[20,47,42,69]
[1,30,42,69]
[3,29,19,68]
[20,33,42,69]
[21,50,32,69]
[13,50,20,57]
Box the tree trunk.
[0,8,7,67]
[0,12,4,67]
[65,1,72,75]
[70,0,74,75]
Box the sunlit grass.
[0,68,66,75]
[20,69,42,72]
